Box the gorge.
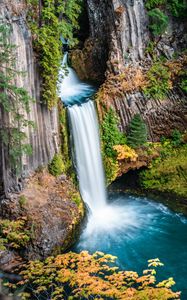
[0,0,187,299]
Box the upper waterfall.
[59,52,95,107]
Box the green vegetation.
[146,0,187,17]
[145,0,166,10]
[48,153,65,177]
[6,252,179,300]
[71,192,82,207]
[144,60,171,99]
[140,143,187,198]
[127,114,148,148]
[101,108,126,159]
[0,218,30,250]
[148,8,169,36]
[101,108,126,184]
[0,24,34,170]
[59,104,75,178]
[19,195,27,209]
[26,0,83,108]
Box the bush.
[48,153,65,177]
[140,144,187,197]
[144,61,171,99]
[127,114,148,148]
[148,8,169,36]
[101,108,126,159]
[0,218,30,250]
[145,0,167,10]
[171,129,183,147]
[113,145,138,161]
[7,252,179,300]
[167,0,187,17]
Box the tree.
[127,114,148,148]
[0,24,34,171]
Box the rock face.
[0,171,84,261]
[84,0,187,140]
[0,0,59,197]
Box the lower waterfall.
[68,101,107,212]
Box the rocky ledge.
[0,170,84,271]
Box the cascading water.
[60,54,187,299]
[68,102,107,211]
[60,53,106,212]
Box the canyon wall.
[0,0,59,197]
[83,0,187,140]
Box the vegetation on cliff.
[26,0,83,108]
[0,24,34,170]
[140,139,187,198]
[5,252,179,300]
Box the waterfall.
[60,53,106,212]
[68,101,107,211]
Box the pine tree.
[127,114,148,148]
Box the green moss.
[48,153,65,177]
[140,144,187,198]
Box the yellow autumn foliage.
[9,252,180,300]
[113,145,138,161]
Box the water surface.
[74,193,187,299]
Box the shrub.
[171,129,183,147]
[144,61,171,99]
[0,218,30,250]
[48,153,65,177]
[140,144,187,197]
[113,145,138,161]
[103,156,119,185]
[145,0,167,10]
[101,108,126,159]
[167,0,187,17]
[127,114,148,148]
[148,8,169,36]
[7,252,180,300]
[19,195,27,209]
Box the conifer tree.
[127,114,148,148]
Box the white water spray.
[59,53,139,239]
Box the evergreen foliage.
[146,0,187,17]
[148,8,169,36]
[101,108,126,159]
[101,108,126,184]
[26,0,83,108]
[145,0,167,10]
[127,114,148,148]
[0,24,34,170]
[167,0,187,17]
